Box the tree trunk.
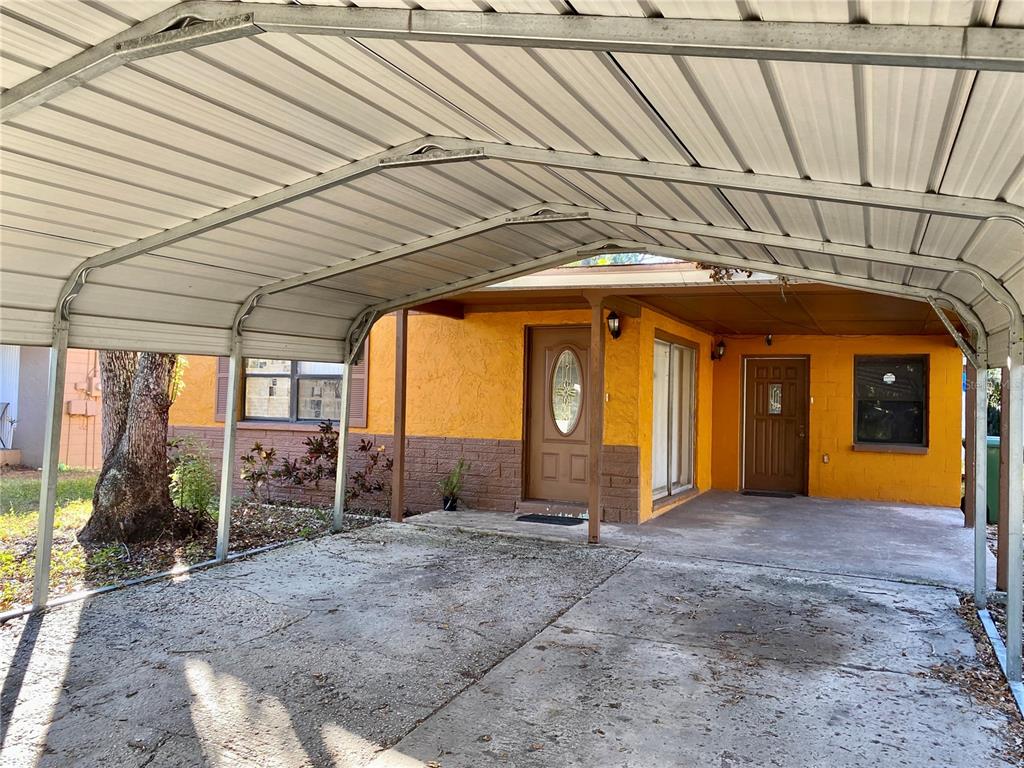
[80,352,178,543]
[99,350,137,459]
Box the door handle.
[798,426,806,439]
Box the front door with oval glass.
[526,326,590,503]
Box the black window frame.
[853,354,929,449]
[242,359,344,423]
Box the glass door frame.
[652,333,698,501]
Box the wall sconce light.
[711,340,726,361]
[606,310,622,339]
[765,334,773,346]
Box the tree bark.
[80,352,178,543]
[98,350,137,459]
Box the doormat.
[741,490,796,499]
[516,514,586,526]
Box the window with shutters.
[215,343,368,428]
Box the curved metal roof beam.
[232,204,585,335]
[349,236,989,362]
[539,205,1024,341]
[341,202,1018,341]
[225,201,1018,352]
[4,2,1022,123]
[626,240,993,364]
[1,2,258,123]
[52,137,467,321]
[428,139,1024,224]
[52,137,1023,324]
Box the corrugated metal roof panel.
[868,209,922,252]
[0,307,56,346]
[0,227,102,277]
[939,71,1024,204]
[614,53,745,171]
[862,65,962,191]
[68,316,232,357]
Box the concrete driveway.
[0,496,1014,767]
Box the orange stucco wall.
[355,310,576,439]
[169,355,219,428]
[709,335,962,507]
[363,307,713,523]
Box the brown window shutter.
[214,356,231,422]
[347,340,369,429]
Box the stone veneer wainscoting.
[170,426,641,521]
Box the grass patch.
[0,469,98,610]
[0,473,98,516]
[0,498,93,543]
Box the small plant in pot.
[437,458,469,511]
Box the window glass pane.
[669,345,683,487]
[298,361,344,376]
[651,341,670,496]
[246,358,290,374]
[674,345,695,489]
[298,377,342,421]
[855,358,926,444]
[245,376,291,419]
[551,349,583,435]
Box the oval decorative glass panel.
[551,348,583,435]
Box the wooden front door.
[743,357,809,494]
[526,326,590,503]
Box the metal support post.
[215,336,242,562]
[31,322,70,609]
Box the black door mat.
[516,514,586,526]
[741,490,796,499]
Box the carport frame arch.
[4,2,1024,124]
[52,139,1024,334]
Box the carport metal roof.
[1,0,1022,368]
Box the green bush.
[168,437,217,516]
[240,441,277,503]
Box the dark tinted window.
[854,357,927,446]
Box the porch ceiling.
[1,1,1022,365]
[450,281,961,338]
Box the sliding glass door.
[652,340,696,499]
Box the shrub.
[273,421,338,492]
[168,437,217,516]
[240,442,276,503]
[260,425,394,514]
[346,438,393,515]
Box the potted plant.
[437,458,469,511]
